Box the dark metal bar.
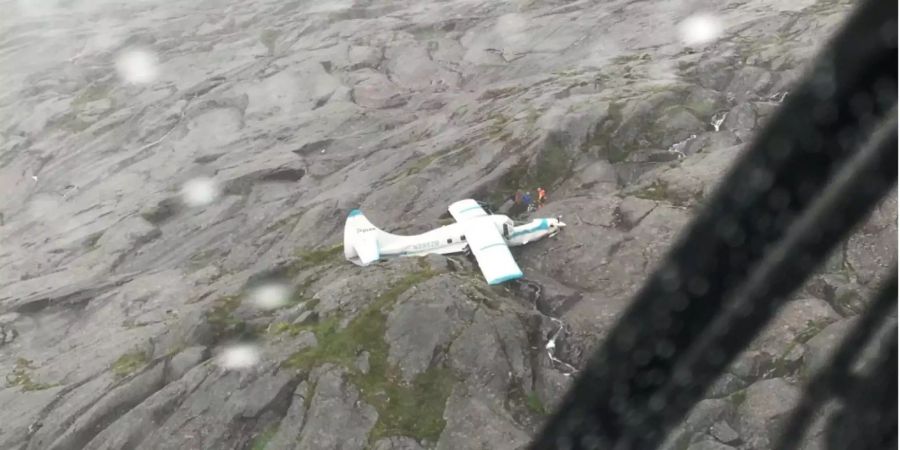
[824,329,897,450]
[634,109,897,449]
[774,271,897,450]
[528,0,898,447]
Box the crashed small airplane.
[343,199,565,285]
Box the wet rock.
[736,378,801,450]
[291,311,317,326]
[297,366,377,450]
[386,276,477,381]
[707,372,750,399]
[653,107,705,147]
[356,351,370,375]
[803,274,868,316]
[0,324,17,346]
[386,43,458,91]
[436,384,530,450]
[267,382,309,450]
[710,420,741,445]
[132,366,295,449]
[802,318,855,378]
[95,216,162,268]
[421,253,453,275]
[448,308,531,397]
[688,440,737,450]
[846,192,897,286]
[84,363,210,449]
[314,274,396,321]
[533,355,573,413]
[272,304,307,324]
[726,66,773,100]
[41,364,166,450]
[683,87,728,119]
[683,131,740,155]
[351,69,407,109]
[696,56,737,91]
[730,298,838,379]
[347,45,382,70]
[796,400,843,450]
[722,103,757,141]
[614,196,656,230]
[559,160,618,195]
[372,437,425,450]
[662,399,735,450]
[751,101,781,123]
[166,346,206,383]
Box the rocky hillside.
[0,0,894,449]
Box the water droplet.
[115,48,159,85]
[678,13,723,46]
[180,177,219,207]
[216,343,260,370]
[249,283,292,311]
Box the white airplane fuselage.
[344,211,563,265]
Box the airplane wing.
[448,199,489,223]
[461,218,524,285]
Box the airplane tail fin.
[343,209,390,266]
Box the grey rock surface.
[436,384,530,450]
[297,366,376,450]
[729,298,839,381]
[266,381,309,450]
[373,436,426,450]
[688,440,738,450]
[0,0,888,449]
[802,318,859,378]
[661,399,736,450]
[736,378,801,450]
[710,420,741,445]
[386,276,476,381]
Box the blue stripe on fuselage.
[508,219,549,239]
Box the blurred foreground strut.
[529,0,898,448]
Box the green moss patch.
[260,29,280,55]
[206,295,245,342]
[292,245,344,272]
[795,318,831,343]
[369,366,456,442]
[728,389,747,407]
[250,424,279,450]
[488,159,530,207]
[282,268,455,443]
[72,84,111,108]
[634,181,673,202]
[386,151,446,183]
[112,350,149,379]
[531,132,574,189]
[487,112,513,141]
[526,391,548,415]
[282,270,434,371]
[6,358,56,391]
